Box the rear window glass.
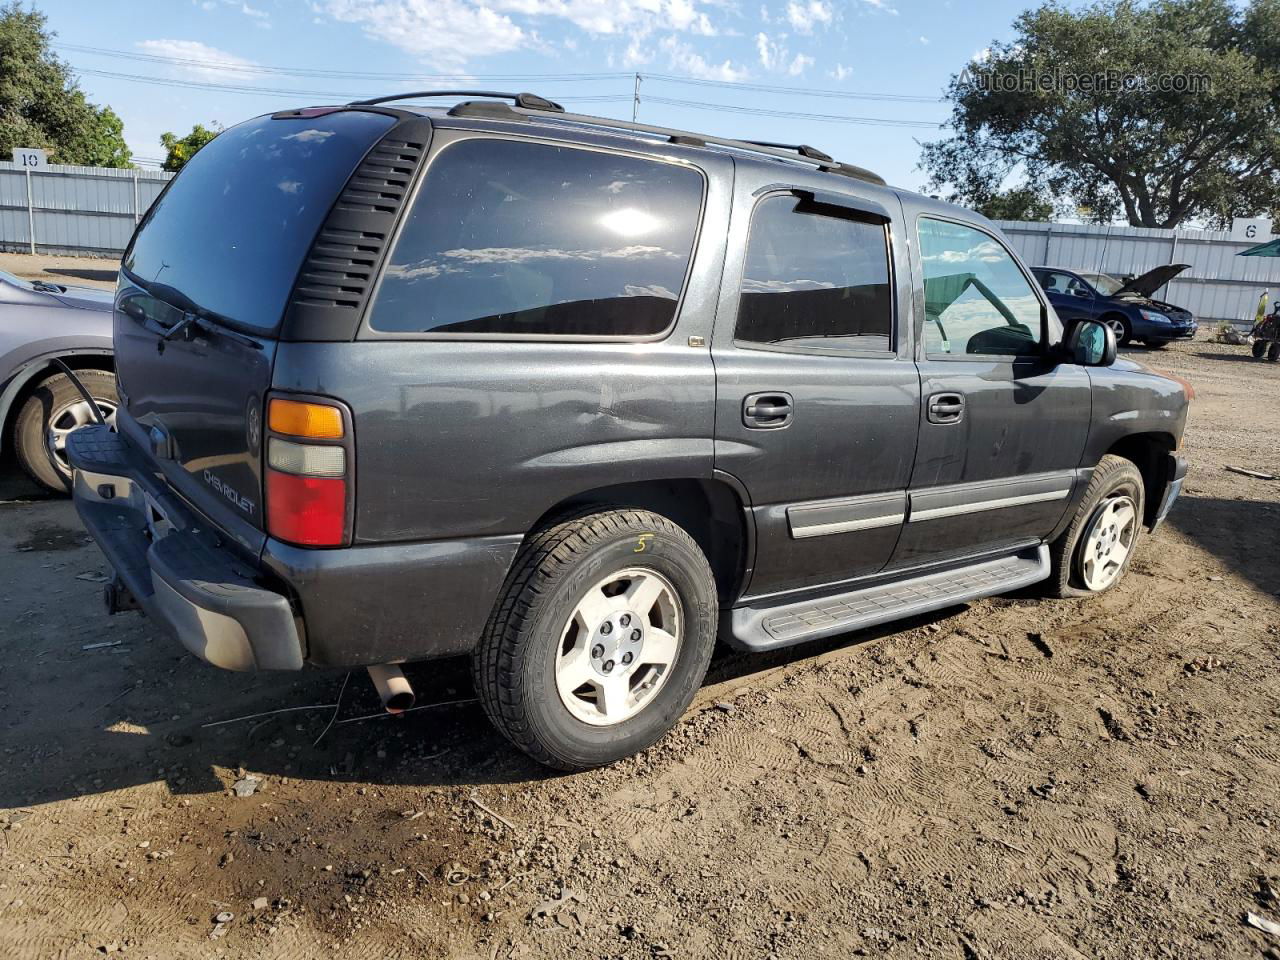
[367,138,704,337]
[124,110,395,334]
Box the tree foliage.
[921,0,1280,228]
[975,187,1057,222]
[160,123,221,172]
[0,3,131,167]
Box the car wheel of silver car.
[13,369,118,494]
[1045,454,1145,598]
[472,508,718,770]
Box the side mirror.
[1072,287,1091,298]
[1064,319,1116,367]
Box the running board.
[728,545,1050,652]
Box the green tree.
[920,0,1280,228]
[0,3,131,167]
[159,123,221,172]
[975,186,1057,222]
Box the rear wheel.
[1253,340,1268,359]
[1045,454,1145,598]
[472,508,718,770]
[1270,341,1280,362]
[12,370,118,493]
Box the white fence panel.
[0,161,173,258]
[996,220,1280,329]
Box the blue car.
[1032,264,1197,348]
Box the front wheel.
[472,508,718,770]
[13,369,118,493]
[1252,340,1268,359]
[1045,454,1145,598]
[1269,341,1280,362]
[1103,314,1132,347]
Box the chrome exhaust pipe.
[367,664,415,714]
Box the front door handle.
[927,392,965,424]
[743,392,794,429]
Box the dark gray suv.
[69,93,1189,769]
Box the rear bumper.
[69,424,524,671]
[69,425,304,671]
[1150,453,1188,531]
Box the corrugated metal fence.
[0,161,172,258]
[1,163,1278,326]
[996,219,1280,329]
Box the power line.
[57,41,942,104]
[644,73,940,104]
[57,43,626,83]
[74,68,632,104]
[644,95,941,128]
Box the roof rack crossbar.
[505,105,886,186]
[349,90,564,112]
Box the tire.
[13,370,118,493]
[472,508,718,771]
[1253,340,1268,359]
[1045,454,1145,599]
[1269,341,1280,362]
[1102,314,1132,347]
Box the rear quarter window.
[124,110,396,335]
[366,137,705,338]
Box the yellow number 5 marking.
[634,533,655,553]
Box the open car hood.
[1116,263,1190,298]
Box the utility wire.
[57,41,941,104]
[644,95,941,127]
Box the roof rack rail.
[506,103,887,186]
[742,141,834,164]
[349,90,565,112]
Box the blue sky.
[39,0,1036,188]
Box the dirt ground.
[1,264,1278,958]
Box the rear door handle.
[743,392,794,429]
[927,392,965,424]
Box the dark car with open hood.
[68,92,1190,770]
[1032,264,1197,347]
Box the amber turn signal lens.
[268,398,344,439]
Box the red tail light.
[267,472,346,546]
[264,396,351,548]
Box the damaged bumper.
[68,425,304,671]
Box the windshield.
[124,110,395,334]
[1078,272,1126,297]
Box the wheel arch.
[525,476,754,604]
[1105,431,1176,527]
[0,349,114,457]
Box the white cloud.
[136,39,260,80]
[829,63,852,81]
[320,0,727,69]
[918,35,929,45]
[787,52,814,76]
[756,32,780,70]
[756,31,811,75]
[660,36,749,81]
[322,1,527,69]
[785,0,832,34]
[861,0,898,14]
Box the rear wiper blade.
[161,311,263,350]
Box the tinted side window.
[736,195,893,352]
[918,218,1042,358]
[368,139,704,337]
